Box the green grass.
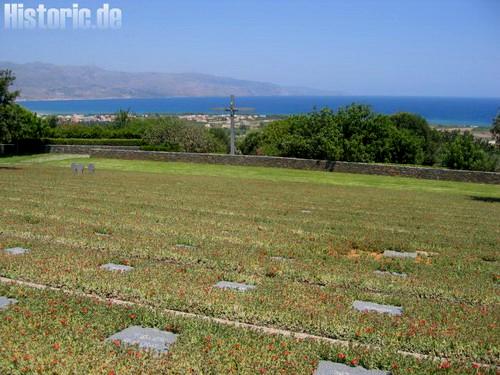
[0,154,499,373]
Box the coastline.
[17,96,499,127]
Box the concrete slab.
[353,300,403,316]
[175,244,196,250]
[383,250,417,259]
[270,256,293,261]
[314,361,390,375]
[4,247,30,255]
[214,281,256,292]
[106,326,177,353]
[101,263,134,272]
[0,296,17,310]
[374,270,407,278]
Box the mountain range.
[1,62,335,100]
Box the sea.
[20,96,500,127]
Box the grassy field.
[0,154,499,374]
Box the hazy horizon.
[1,0,499,98]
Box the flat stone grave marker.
[175,244,196,250]
[353,300,403,316]
[4,247,30,255]
[383,250,417,259]
[270,256,293,262]
[106,326,178,353]
[101,263,134,272]
[314,361,390,375]
[0,296,17,311]
[214,281,256,292]
[374,270,407,278]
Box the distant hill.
[1,62,336,100]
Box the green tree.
[115,109,131,128]
[491,112,500,146]
[390,112,438,165]
[142,117,226,153]
[440,132,497,171]
[258,108,342,160]
[209,128,230,153]
[337,105,394,163]
[238,131,263,155]
[0,70,19,106]
[1,69,46,144]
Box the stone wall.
[47,145,141,154]
[43,145,500,184]
[0,144,16,155]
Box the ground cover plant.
[0,155,499,374]
[0,284,478,374]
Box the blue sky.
[1,0,499,97]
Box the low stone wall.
[47,145,141,154]
[0,144,16,155]
[43,145,500,184]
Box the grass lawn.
[0,154,499,374]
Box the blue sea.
[20,96,500,127]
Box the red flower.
[52,343,61,351]
[350,358,359,366]
[129,313,137,320]
[112,339,121,347]
[438,360,451,369]
[337,353,346,361]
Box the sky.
[0,0,499,97]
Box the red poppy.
[337,353,346,361]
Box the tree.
[209,128,230,153]
[0,70,20,106]
[440,132,497,171]
[390,112,438,165]
[115,109,131,128]
[1,69,46,144]
[337,105,395,163]
[491,112,500,146]
[258,108,342,160]
[390,128,425,165]
[238,131,263,155]
[142,117,226,153]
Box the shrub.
[44,138,144,146]
[440,132,498,171]
[142,117,226,153]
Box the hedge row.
[44,138,145,146]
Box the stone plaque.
[352,300,403,316]
[4,247,30,255]
[0,296,17,311]
[107,326,178,353]
[101,263,134,272]
[214,281,256,292]
[383,250,417,259]
[314,361,390,375]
